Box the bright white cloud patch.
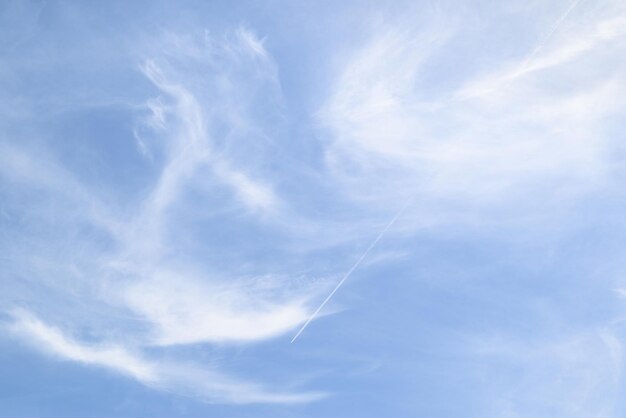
[123,273,311,345]
[320,1,626,219]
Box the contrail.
[290,197,414,343]
[291,0,584,344]
[520,0,583,72]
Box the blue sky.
[2,0,626,416]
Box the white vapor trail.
[291,197,414,343]
[291,0,586,345]
[520,0,583,71]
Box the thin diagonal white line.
[520,0,583,72]
[290,197,414,343]
[291,0,584,345]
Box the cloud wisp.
[319,0,626,228]
[0,27,320,404]
[8,309,321,404]
[3,2,626,415]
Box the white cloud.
[7,309,322,404]
[99,30,313,348]
[122,271,311,345]
[9,309,157,383]
[319,1,626,223]
[8,1,625,409]
[460,12,626,99]
[136,29,282,215]
[0,27,321,404]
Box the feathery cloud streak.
[1,26,318,403]
[320,1,626,222]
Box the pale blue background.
[2,0,626,417]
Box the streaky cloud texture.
[2,1,626,417]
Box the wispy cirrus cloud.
[468,328,624,417]
[4,1,626,415]
[319,0,626,225]
[108,29,316,348]
[122,271,312,345]
[9,309,157,383]
[8,309,322,404]
[0,26,320,404]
